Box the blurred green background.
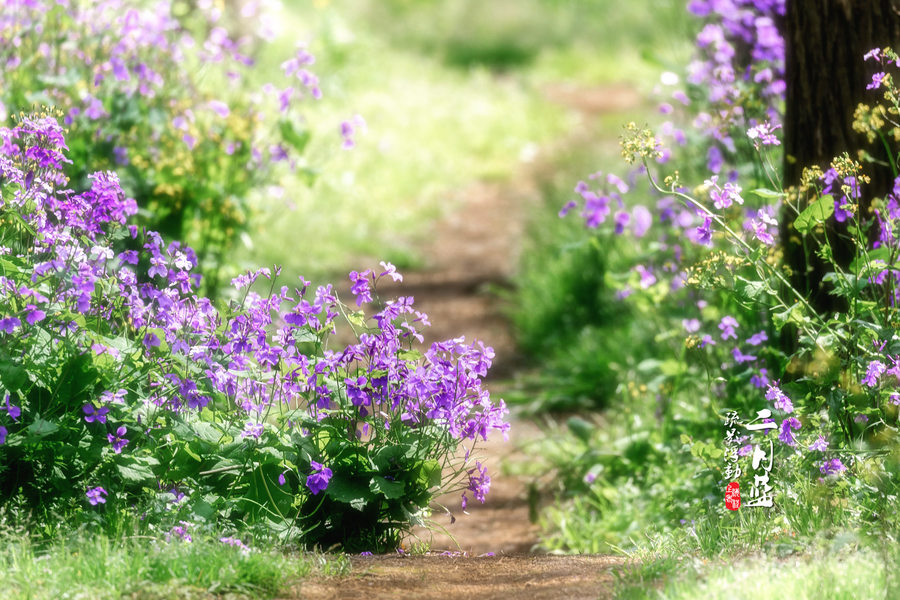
[238,0,691,279]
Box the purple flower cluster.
[563,173,651,237]
[461,461,491,510]
[0,115,508,511]
[685,0,785,120]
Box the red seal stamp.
[725,481,741,510]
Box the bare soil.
[288,555,624,600]
[300,83,643,599]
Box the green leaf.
[749,188,785,200]
[398,349,425,362]
[773,303,807,330]
[279,120,311,153]
[567,416,595,443]
[325,475,374,510]
[370,476,405,499]
[191,421,225,445]
[26,418,59,439]
[794,194,834,234]
[183,442,203,463]
[117,460,155,484]
[418,459,442,490]
[735,277,769,303]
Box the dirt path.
[307,83,643,599]
[288,555,624,600]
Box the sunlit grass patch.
[0,530,348,600]
[615,545,899,600]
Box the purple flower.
[746,330,768,346]
[207,100,230,117]
[696,215,713,245]
[738,444,753,457]
[278,471,287,486]
[0,426,6,445]
[765,383,793,413]
[166,522,193,543]
[808,436,828,452]
[635,265,656,288]
[631,205,652,237]
[752,219,776,246]
[241,422,264,439]
[559,200,577,217]
[100,389,127,405]
[867,72,887,90]
[466,461,491,504]
[24,305,46,325]
[706,176,743,209]
[682,318,701,333]
[379,261,403,282]
[83,404,110,424]
[750,368,770,389]
[718,316,738,340]
[340,115,366,149]
[86,486,108,505]
[820,458,846,475]
[862,360,886,387]
[779,417,801,446]
[107,426,129,454]
[142,333,161,349]
[349,270,373,307]
[732,347,756,363]
[864,48,882,62]
[220,537,250,552]
[4,393,20,421]
[614,210,630,235]
[747,121,781,148]
[306,461,332,495]
[0,316,21,333]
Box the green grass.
[615,544,900,599]
[0,530,349,600]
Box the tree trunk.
[781,0,900,313]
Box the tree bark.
[781,0,900,313]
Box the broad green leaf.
[794,194,834,234]
[117,460,155,484]
[26,418,59,439]
[418,459,442,490]
[773,303,807,330]
[736,277,769,302]
[325,475,374,510]
[191,421,225,445]
[370,476,405,499]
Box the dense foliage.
[525,0,900,558]
[1,0,325,294]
